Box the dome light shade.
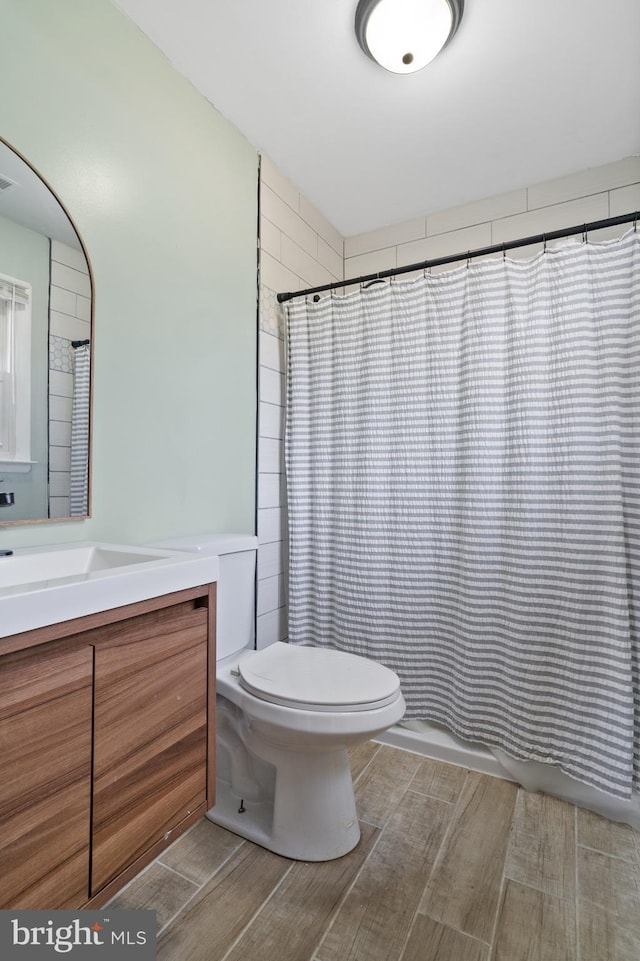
[355,0,464,74]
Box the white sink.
[0,542,219,639]
[0,544,174,589]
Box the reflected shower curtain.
[284,231,640,799]
[69,342,90,516]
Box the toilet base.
[207,746,361,861]
[206,781,274,851]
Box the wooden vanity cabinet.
[0,583,216,909]
[0,639,93,908]
[90,598,209,895]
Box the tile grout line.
[395,900,423,961]
[403,769,498,957]
[404,771,460,804]
[310,821,388,961]
[403,787,455,809]
[315,748,424,961]
[415,769,473,903]
[350,742,382,785]
[106,858,157,906]
[215,859,297,961]
[483,785,520,961]
[495,875,578,901]
[407,768,484,960]
[155,839,249,939]
[576,841,640,864]
[487,876,507,958]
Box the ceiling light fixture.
[355,0,464,74]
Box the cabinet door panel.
[0,645,92,908]
[92,602,208,894]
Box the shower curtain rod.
[276,210,639,304]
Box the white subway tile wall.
[257,154,640,648]
[257,154,344,648]
[344,156,640,278]
[48,240,91,518]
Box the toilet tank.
[150,534,258,661]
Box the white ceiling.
[0,141,81,249]
[114,0,640,238]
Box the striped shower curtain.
[69,342,90,516]
[284,230,640,799]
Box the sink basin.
[0,544,174,589]
[0,541,219,639]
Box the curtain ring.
[466,251,471,269]
[543,233,547,252]
[502,243,506,261]
[634,211,638,232]
[313,294,320,303]
[582,223,588,244]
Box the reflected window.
[0,274,31,469]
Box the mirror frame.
[0,135,94,526]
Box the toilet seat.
[238,642,401,712]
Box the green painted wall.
[0,0,258,548]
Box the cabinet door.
[91,600,208,894]
[0,642,92,908]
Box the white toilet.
[154,533,405,861]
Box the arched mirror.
[0,137,92,525]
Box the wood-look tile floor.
[110,742,640,960]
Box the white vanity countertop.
[0,541,219,639]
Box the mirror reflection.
[0,138,92,524]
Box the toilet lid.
[238,642,401,712]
